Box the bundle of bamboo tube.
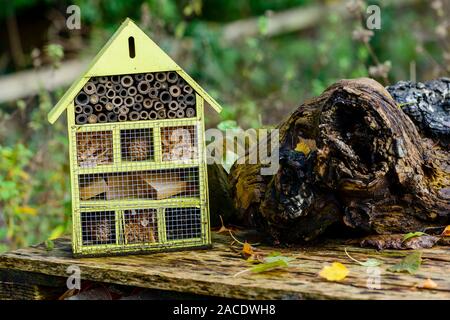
[74,71,197,125]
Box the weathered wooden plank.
[0,232,449,300]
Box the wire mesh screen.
[81,211,116,245]
[165,207,202,241]
[78,167,200,201]
[123,208,158,244]
[161,126,198,161]
[74,71,196,124]
[121,128,154,161]
[76,131,113,167]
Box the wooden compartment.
[78,167,200,201]
[161,125,198,161]
[165,207,202,241]
[120,128,154,162]
[76,131,113,167]
[81,211,116,245]
[123,208,158,244]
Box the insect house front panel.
[48,19,222,256]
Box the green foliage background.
[0,0,448,251]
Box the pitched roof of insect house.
[47,18,222,124]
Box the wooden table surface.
[0,232,449,300]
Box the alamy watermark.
[66,265,81,290]
[66,5,81,30]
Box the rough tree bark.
[228,78,450,243]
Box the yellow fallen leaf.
[294,138,316,156]
[441,226,450,237]
[295,141,311,155]
[16,206,37,216]
[420,278,438,289]
[242,242,254,257]
[319,262,349,281]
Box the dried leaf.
[319,262,349,281]
[420,278,438,290]
[295,141,311,155]
[242,242,254,257]
[388,251,422,274]
[441,226,450,237]
[403,232,426,242]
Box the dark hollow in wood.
[135,94,144,103]
[129,111,140,121]
[168,101,179,110]
[96,84,106,96]
[133,103,143,112]
[75,92,89,106]
[169,85,181,97]
[137,82,150,94]
[185,94,195,106]
[75,114,88,125]
[176,109,185,118]
[74,105,83,114]
[111,75,120,84]
[107,112,117,122]
[118,114,127,122]
[148,110,157,120]
[97,113,108,123]
[154,101,164,111]
[185,108,196,118]
[160,91,172,104]
[112,96,123,107]
[143,99,153,109]
[167,71,178,83]
[119,88,128,98]
[229,78,450,243]
[155,72,167,82]
[83,82,96,95]
[82,105,93,115]
[140,110,149,120]
[106,89,116,99]
[99,96,109,105]
[121,75,133,88]
[167,110,177,119]
[94,104,103,112]
[127,87,137,96]
[124,96,135,107]
[157,109,166,119]
[145,73,154,82]
[148,88,158,99]
[183,85,193,94]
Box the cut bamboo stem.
[88,114,98,124]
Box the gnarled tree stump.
[229,78,450,243]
